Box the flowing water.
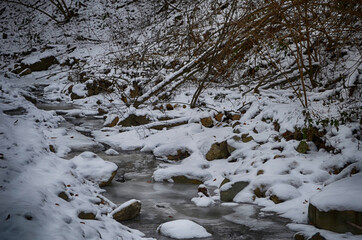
[35,95,296,240]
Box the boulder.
[308,203,362,235]
[99,170,117,187]
[220,179,249,202]
[167,149,190,161]
[205,141,230,161]
[171,175,203,184]
[111,199,141,222]
[118,114,150,127]
[23,55,59,72]
[200,117,214,128]
[78,211,96,220]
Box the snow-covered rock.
[157,219,212,239]
[70,151,118,187]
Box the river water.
[36,99,296,240]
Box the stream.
[34,86,296,240]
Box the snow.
[157,219,212,239]
[0,0,361,239]
[310,173,362,212]
[70,152,118,185]
[191,193,215,207]
[105,148,119,155]
[72,84,87,98]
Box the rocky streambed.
[33,93,296,240]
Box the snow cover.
[191,192,215,207]
[0,79,151,240]
[157,219,212,239]
[70,151,118,185]
[310,173,362,212]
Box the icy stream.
[36,101,296,240]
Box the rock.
[241,133,254,143]
[165,103,174,110]
[49,145,56,153]
[214,113,224,122]
[254,185,267,198]
[97,108,108,115]
[294,233,306,240]
[171,175,203,184]
[106,116,119,127]
[167,149,190,161]
[23,55,59,72]
[118,114,150,127]
[86,79,113,96]
[70,92,84,100]
[309,232,326,240]
[270,195,283,204]
[205,141,230,161]
[226,143,236,154]
[296,141,309,154]
[198,185,209,197]
[58,191,69,201]
[257,170,264,175]
[308,203,362,235]
[231,114,241,121]
[99,170,117,187]
[78,211,96,220]
[220,180,249,202]
[111,200,141,222]
[200,117,213,128]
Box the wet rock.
[118,114,150,127]
[296,141,309,154]
[111,200,141,222]
[308,203,362,235]
[171,175,203,184]
[167,149,190,161]
[99,170,117,187]
[220,180,249,202]
[205,141,232,161]
[200,117,213,128]
[78,211,96,220]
